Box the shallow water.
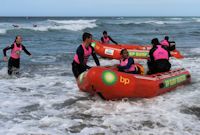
[0,17,200,135]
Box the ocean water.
[0,17,200,135]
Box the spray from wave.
[192,18,200,22]
[47,19,97,31]
[0,29,6,34]
[103,18,197,26]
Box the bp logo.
[91,42,96,48]
[102,70,117,86]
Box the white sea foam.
[0,45,199,134]
[110,19,187,25]
[169,18,183,20]
[0,28,6,34]
[31,55,57,63]
[192,18,200,22]
[145,20,165,25]
[47,19,97,31]
[0,19,97,33]
[48,19,96,25]
[144,20,187,25]
[0,22,13,34]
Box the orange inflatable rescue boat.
[91,41,184,60]
[77,66,191,100]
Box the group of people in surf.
[72,31,174,78]
[2,31,173,78]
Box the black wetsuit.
[72,45,100,78]
[101,36,118,45]
[147,45,171,74]
[3,43,31,75]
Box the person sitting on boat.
[160,36,176,51]
[147,38,171,75]
[72,32,100,79]
[160,36,170,47]
[117,49,139,74]
[101,31,118,45]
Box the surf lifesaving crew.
[3,35,32,75]
[101,31,118,45]
[160,36,176,51]
[160,36,169,46]
[117,49,140,74]
[72,32,100,79]
[147,38,171,75]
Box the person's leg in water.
[8,58,13,75]
[14,59,20,75]
[72,62,86,79]
[7,58,20,76]
[12,67,20,75]
[72,63,80,79]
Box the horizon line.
[0,15,200,18]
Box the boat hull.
[77,66,191,100]
[91,41,184,59]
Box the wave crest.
[0,19,97,33]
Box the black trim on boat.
[91,85,106,100]
[97,92,106,100]
[186,74,191,78]
[159,83,165,88]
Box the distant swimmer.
[12,24,19,28]
[72,32,100,79]
[101,31,118,45]
[3,35,32,75]
[54,23,59,26]
[33,24,37,27]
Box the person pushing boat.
[101,31,118,45]
[72,32,100,78]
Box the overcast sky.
[0,0,200,16]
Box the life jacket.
[74,44,92,65]
[10,43,22,59]
[160,39,169,47]
[120,57,135,72]
[103,36,110,44]
[153,45,169,61]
